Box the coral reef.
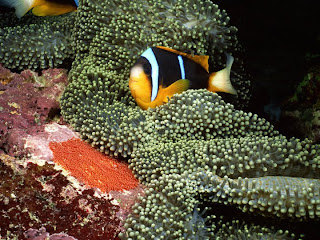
[0,65,68,157]
[0,154,121,240]
[57,0,320,239]
[1,0,319,238]
[0,12,75,71]
[49,138,139,192]
[0,122,144,239]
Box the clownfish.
[129,46,237,110]
[0,0,78,18]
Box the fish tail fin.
[0,0,37,18]
[208,54,237,95]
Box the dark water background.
[219,0,319,120]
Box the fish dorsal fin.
[156,46,209,72]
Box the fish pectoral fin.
[163,79,190,102]
[156,46,209,72]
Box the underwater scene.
[0,0,319,239]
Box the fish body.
[129,46,237,110]
[0,0,78,18]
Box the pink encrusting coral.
[25,122,80,161]
[24,227,78,240]
[49,138,139,192]
[0,65,68,157]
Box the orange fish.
[0,0,78,18]
[129,46,237,110]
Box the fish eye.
[143,64,151,75]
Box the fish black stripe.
[151,47,183,88]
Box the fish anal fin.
[156,46,209,72]
[163,79,190,102]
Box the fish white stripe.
[141,48,159,101]
[178,55,185,79]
